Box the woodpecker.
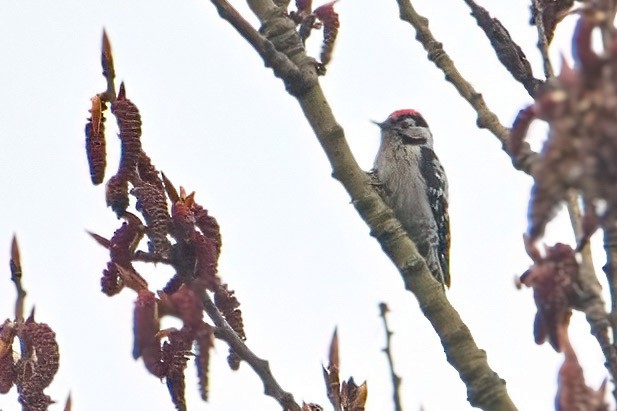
[373,109,450,287]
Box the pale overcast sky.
[0,1,609,410]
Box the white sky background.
[0,0,610,410]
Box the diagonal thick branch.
[210,0,518,409]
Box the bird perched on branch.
[373,109,450,288]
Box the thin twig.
[395,0,539,175]
[379,303,403,411]
[566,192,601,296]
[193,283,303,411]
[566,196,617,391]
[10,236,26,323]
[603,222,617,348]
[531,0,555,78]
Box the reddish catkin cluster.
[290,0,339,68]
[509,12,617,241]
[132,182,172,256]
[519,242,583,352]
[519,240,608,409]
[85,33,245,411]
[111,84,143,182]
[0,237,67,411]
[15,315,60,411]
[1,314,61,411]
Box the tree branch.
[603,222,617,355]
[211,0,319,96]
[379,303,403,411]
[463,0,543,97]
[395,0,538,175]
[531,0,555,78]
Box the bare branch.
[463,0,543,97]
[379,303,402,411]
[603,222,617,353]
[531,0,555,78]
[193,283,304,411]
[395,0,538,174]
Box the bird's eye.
[400,119,415,129]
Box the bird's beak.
[371,119,385,129]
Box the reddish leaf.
[195,324,214,401]
[85,95,107,185]
[164,285,205,328]
[133,290,161,363]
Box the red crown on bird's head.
[386,109,428,128]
